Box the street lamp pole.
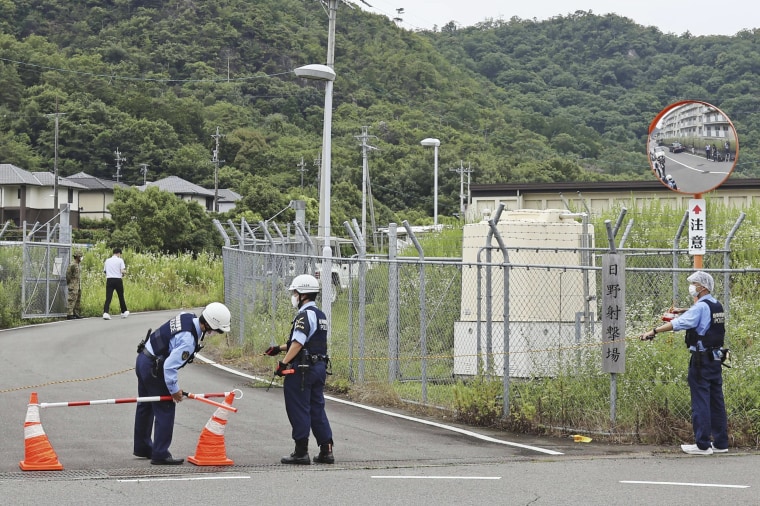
[420,138,440,227]
[295,63,336,341]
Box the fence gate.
[21,207,72,319]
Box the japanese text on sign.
[602,254,626,373]
[688,199,706,255]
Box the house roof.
[32,172,87,189]
[0,164,45,185]
[0,164,89,189]
[140,175,215,197]
[66,172,129,190]
[217,188,242,203]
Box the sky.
[357,0,759,36]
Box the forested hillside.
[0,1,758,227]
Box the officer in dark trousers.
[641,271,728,455]
[134,302,231,465]
[264,274,334,465]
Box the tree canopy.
[1,2,758,233]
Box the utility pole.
[211,126,225,212]
[296,156,308,189]
[467,162,474,214]
[450,161,475,221]
[139,163,150,186]
[114,148,126,183]
[354,126,378,244]
[46,100,65,215]
[314,152,322,194]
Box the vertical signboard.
[602,254,625,373]
[688,198,707,256]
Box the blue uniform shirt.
[145,315,201,394]
[672,294,717,350]
[291,301,319,346]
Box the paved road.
[655,150,733,193]
[1,310,757,505]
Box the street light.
[420,138,440,227]
[294,63,336,245]
[295,63,337,321]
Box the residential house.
[140,175,240,213]
[0,164,86,227]
[216,188,242,213]
[66,172,129,221]
[139,175,216,211]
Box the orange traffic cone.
[19,392,63,471]
[188,391,235,466]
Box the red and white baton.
[38,389,242,412]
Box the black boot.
[313,442,334,464]
[281,439,310,465]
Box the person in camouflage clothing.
[66,250,84,319]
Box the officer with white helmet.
[264,274,335,465]
[134,302,231,465]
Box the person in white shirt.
[103,247,129,319]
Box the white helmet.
[666,174,674,181]
[288,274,320,294]
[201,302,231,332]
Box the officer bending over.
[134,302,231,465]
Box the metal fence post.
[352,219,367,383]
[388,224,400,382]
[723,212,745,335]
[483,204,505,377]
[345,220,367,382]
[402,221,427,403]
[488,218,510,419]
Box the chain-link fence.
[218,210,760,444]
[1,214,74,320]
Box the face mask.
[291,294,300,308]
[688,285,700,298]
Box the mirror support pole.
[693,192,703,269]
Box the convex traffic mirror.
[647,100,738,194]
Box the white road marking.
[621,480,749,489]
[196,354,564,456]
[372,476,501,480]
[117,475,250,483]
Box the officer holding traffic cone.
[264,274,334,465]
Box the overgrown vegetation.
[0,242,223,328]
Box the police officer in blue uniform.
[264,274,334,465]
[641,271,729,455]
[133,302,231,465]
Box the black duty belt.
[142,347,157,360]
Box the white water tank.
[454,209,597,377]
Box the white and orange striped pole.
[39,390,241,412]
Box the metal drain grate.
[0,456,531,481]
